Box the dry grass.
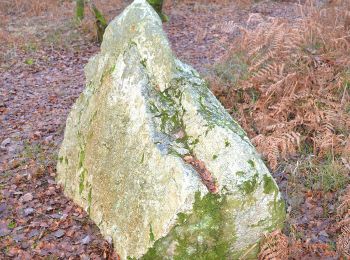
[0,0,64,17]
[163,0,240,11]
[0,0,75,56]
[212,0,350,170]
[0,0,129,67]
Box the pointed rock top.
[99,0,176,91]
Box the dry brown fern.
[252,132,300,170]
[258,230,288,260]
[212,0,350,170]
[337,186,350,258]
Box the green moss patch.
[87,186,92,215]
[239,173,259,194]
[79,169,86,195]
[141,192,236,259]
[263,174,278,194]
[236,171,246,177]
[149,224,155,242]
[267,198,286,232]
[247,159,255,168]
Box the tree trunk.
[89,3,108,43]
[74,0,107,44]
[75,0,85,21]
[76,0,166,44]
[147,0,163,14]
[147,0,168,22]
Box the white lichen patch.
[57,0,285,259]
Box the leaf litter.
[1,0,345,258]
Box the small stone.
[14,226,24,232]
[50,213,62,219]
[11,132,21,139]
[319,235,330,243]
[21,193,33,202]
[48,179,56,185]
[81,235,91,245]
[52,229,65,238]
[314,206,323,217]
[319,230,329,237]
[28,229,39,238]
[311,234,318,242]
[13,233,24,242]
[174,130,185,139]
[0,138,11,150]
[0,203,7,213]
[24,208,34,216]
[21,242,30,249]
[0,227,10,237]
[81,254,90,260]
[44,135,53,144]
[33,131,41,139]
[328,204,335,212]
[8,143,22,154]
[106,236,113,244]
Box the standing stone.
[57,0,285,259]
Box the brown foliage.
[212,0,350,170]
[258,229,339,259]
[258,230,289,260]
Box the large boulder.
[57,0,286,259]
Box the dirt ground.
[0,0,346,259]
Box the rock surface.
[57,0,285,259]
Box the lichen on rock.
[57,0,286,259]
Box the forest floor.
[0,0,349,259]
